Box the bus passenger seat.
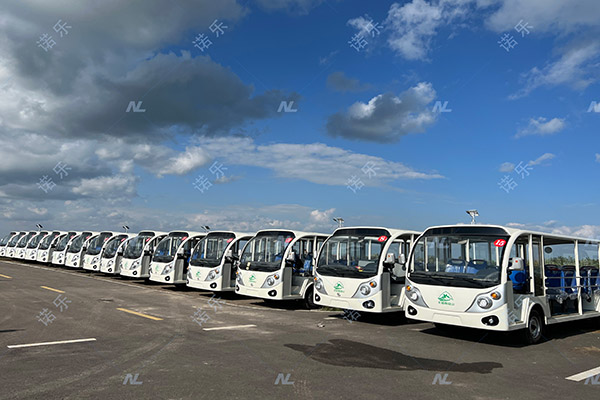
[562,265,578,301]
[544,265,567,304]
[466,260,487,274]
[445,259,465,273]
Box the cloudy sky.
[0,0,599,237]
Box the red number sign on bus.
[227,238,233,243]
[285,237,293,244]
[378,236,388,242]
[494,239,507,247]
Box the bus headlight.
[130,260,140,270]
[466,288,505,313]
[162,262,174,275]
[477,297,492,309]
[236,271,243,285]
[205,268,220,281]
[314,277,327,295]
[262,273,281,288]
[107,259,114,267]
[405,285,428,308]
[353,280,379,298]
[92,256,99,264]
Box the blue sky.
[0,0,599,236]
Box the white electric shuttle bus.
[314,227,420,313]
[99,233,132,274]
[148,231,205,285]
[120,231,167,278]
[186,231,253,292]
[64,231,96,268]
[51,231,78,266]
[5,232,27,258]
[82,231,118,271]
[25,231,54,261]
[0,231,18,257]
[405,224,600,344]
[235,230,328,308]
[36,231,64,263]
[13,231,38,259]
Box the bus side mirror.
[508,257,525,271]
[399,254,406,265]
[177,248,184,256]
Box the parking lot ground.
[1,259,600,399]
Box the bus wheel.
[524,309,544,345]
[303,286,318,309]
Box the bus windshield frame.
[17,233,35,248]
[123,233,154,259]
[409,227,508,289]
[190,233,235,268]
[240,231,295,273]
[27,233,47,249]
[7,234,24,247]
[153,232,188,263]
[85,233,113,256]
[317,228,390,279]
[38,232,60,250]
[0,233,15,246]
[68,233,91,253]
[102,235,128,258]
[55,233,76,252]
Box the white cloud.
[510,41,600,99]
[595,153,600,163]
[72,175,137,198]
[516,117,565,138]
[528,152,555,166]
[499,162,515,172]
[154,146,211,178]
[196,136,444,186]
[326,82,438,142]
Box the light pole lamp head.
[466,210,479,225]
[332,218,344,228]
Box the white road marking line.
[324,317,338,320]
[566,366,600,382]
[7,338,97,349]
[203,324,257,331]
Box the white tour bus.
[5,231,27,258]
[51,231,78,266]
[314,227,420,313]
[24,231,53,261]
[36,231,64,263]
[99,233,132,274]
[405,224,600,344]
[120,231,167,278]
[64,231,96,268]
[82,231,118,271]
[235,229,328,308]
[0,231,18,257]
[186,231,253,292]
[13,231,38,259]
[148,231,205,285]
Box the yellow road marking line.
[0,273,12,279]
[116,307,163,321]
[40,286,65,293]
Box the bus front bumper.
[314,291,387,312]
[405,303,511,331]
[236,283,283,300]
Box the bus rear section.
[120,231,166,278]
[235,230,327,308]
[187,231,252,292]
[314,227,418,313]
[148,231,204,284]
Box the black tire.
[524,309,545,345]
[303,286,318,309]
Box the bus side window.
[508,235,530,294]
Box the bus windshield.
[240,231,294,273]
[123,233,154,259]
[55,233,76,252]
[317,228,388,279]
[38,232,60,250]
[17,233,35,248]
[27,233,47,248]
[102,235,128,258]
[153,233,187,263]
[409,229,507,288]
[68,233,91,253]
[7,234,24,247]
[0,233,14,246]
[190,233,235,267]
[86,233,112,255]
